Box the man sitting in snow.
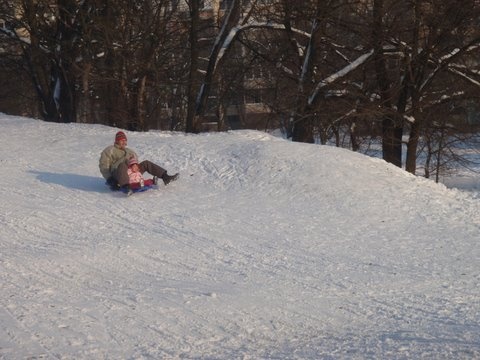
[99,131,179,192]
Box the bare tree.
[1,0,479,176]
[0,0,79,122]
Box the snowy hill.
[0,114,479,359]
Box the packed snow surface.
[0,114,479,359]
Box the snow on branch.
[420,45,480,92]
[214,21,310,73]
[299,19,318,89]
[308,50,374,106]
[0,27,32,46]
[447,67,480,87]
[404,115,415,124]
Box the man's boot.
[162,172,179,185]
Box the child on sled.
[127,157,157,190]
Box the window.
[245,89,262,104]
[245,65,272,81]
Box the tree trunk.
[193,0,241,130]
[381,119,403,167]
[350,122,359,151]
[404,0,422,174]
[405,119,420,173]
[54,0,77,123]
[292,116,314,143]
[134,75,148,131]
[291,17,319,144]
[373,0,402,167]
[77,62,91,123]
[185,0,200,133]
[54,60,76,123]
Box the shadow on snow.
[29,171,108,193]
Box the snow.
[308,50,374,106]
[0,113,479,359]
[448,67,480,87]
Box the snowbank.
[0,114,479,358]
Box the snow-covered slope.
[0,114,479,359]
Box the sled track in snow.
[1,117,479,358]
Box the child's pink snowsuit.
[128,168,144,184]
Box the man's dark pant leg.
[140,160,166,178]
[113,162,130,187]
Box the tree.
[87,0,183,130]
[403,0,480,173]
[0,0,79,122]
[371,0,402,166]
[1,0,479,180]
[185,0,202,133]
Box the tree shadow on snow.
[29,171,108,193]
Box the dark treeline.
[1,0,480,177]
